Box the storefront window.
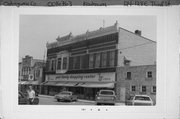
[89,54,94,68]
[109,51,115,67]
[57,58,62,70]
[63,57,67,70]
[95,53,101,68]
[101,52,107,67]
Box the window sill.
[145,77,153,80]
[151,92,156,95]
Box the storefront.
[44,72,115,100]
[19,80,40,94]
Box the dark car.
[54,91,78,102]
[18,91,39,105]
[95,90,116,105]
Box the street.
[39,95,95,105]
[38,95,124,106]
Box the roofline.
[119,27,156,43]
[118,64,156,68]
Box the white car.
[54,91,78,102]
[95,90,116,105]
[125,95,154,106]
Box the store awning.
[44,81,57,86]
[19,81,29,85]
[63,82,78,87]
[29,81,39,85]
[78,82,114,88]
[55,82,67,86]
[42,81,114,88]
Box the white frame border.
[1,6,179,119]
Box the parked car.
[18,91,39,105]
[125,95,153,106]
[95,90,116,105]
[54,91,78,102]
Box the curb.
[39,95,95,103]
[38,95,125,105]
[78,99,95,103]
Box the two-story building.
[19,55,45,94]
[44,21,156,101]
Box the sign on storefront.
[47,73,115,82]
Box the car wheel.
[69,99,72,102]
[57,99,60,102]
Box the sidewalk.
[38,94,125,105]
[39,94,95,103]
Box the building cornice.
[47,23,118,49]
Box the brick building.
[19,55,45,93]
[116,65,156,104]
[44,21,156,102]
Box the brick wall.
[116,65,156,104]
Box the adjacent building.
[19,55,46,94]
[44,21,156,102]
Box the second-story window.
[109,51,115,67]
[142,86,146,93]
[46,60,50,71]
[89,54,94,69]
[35,69,40,77]
[147,71,152,78]
[152,86,156,93]
[126,72,131,80]
[73,56,80,69]
[51,59,56,71]
[57,58,62,70]
[131,85,136,92]
[95,53,101,68]
[80,55,88,69]
[101,52,107,67]
[62,57,67,70]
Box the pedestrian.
[27,86,35,105]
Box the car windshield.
[60,92,71,95]
[100,91,114,95]
[135,96,150,101]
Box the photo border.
[1,6,179,119]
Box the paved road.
[38,95,125,106]
[39,96,95,105]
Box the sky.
[19,15,156,61]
